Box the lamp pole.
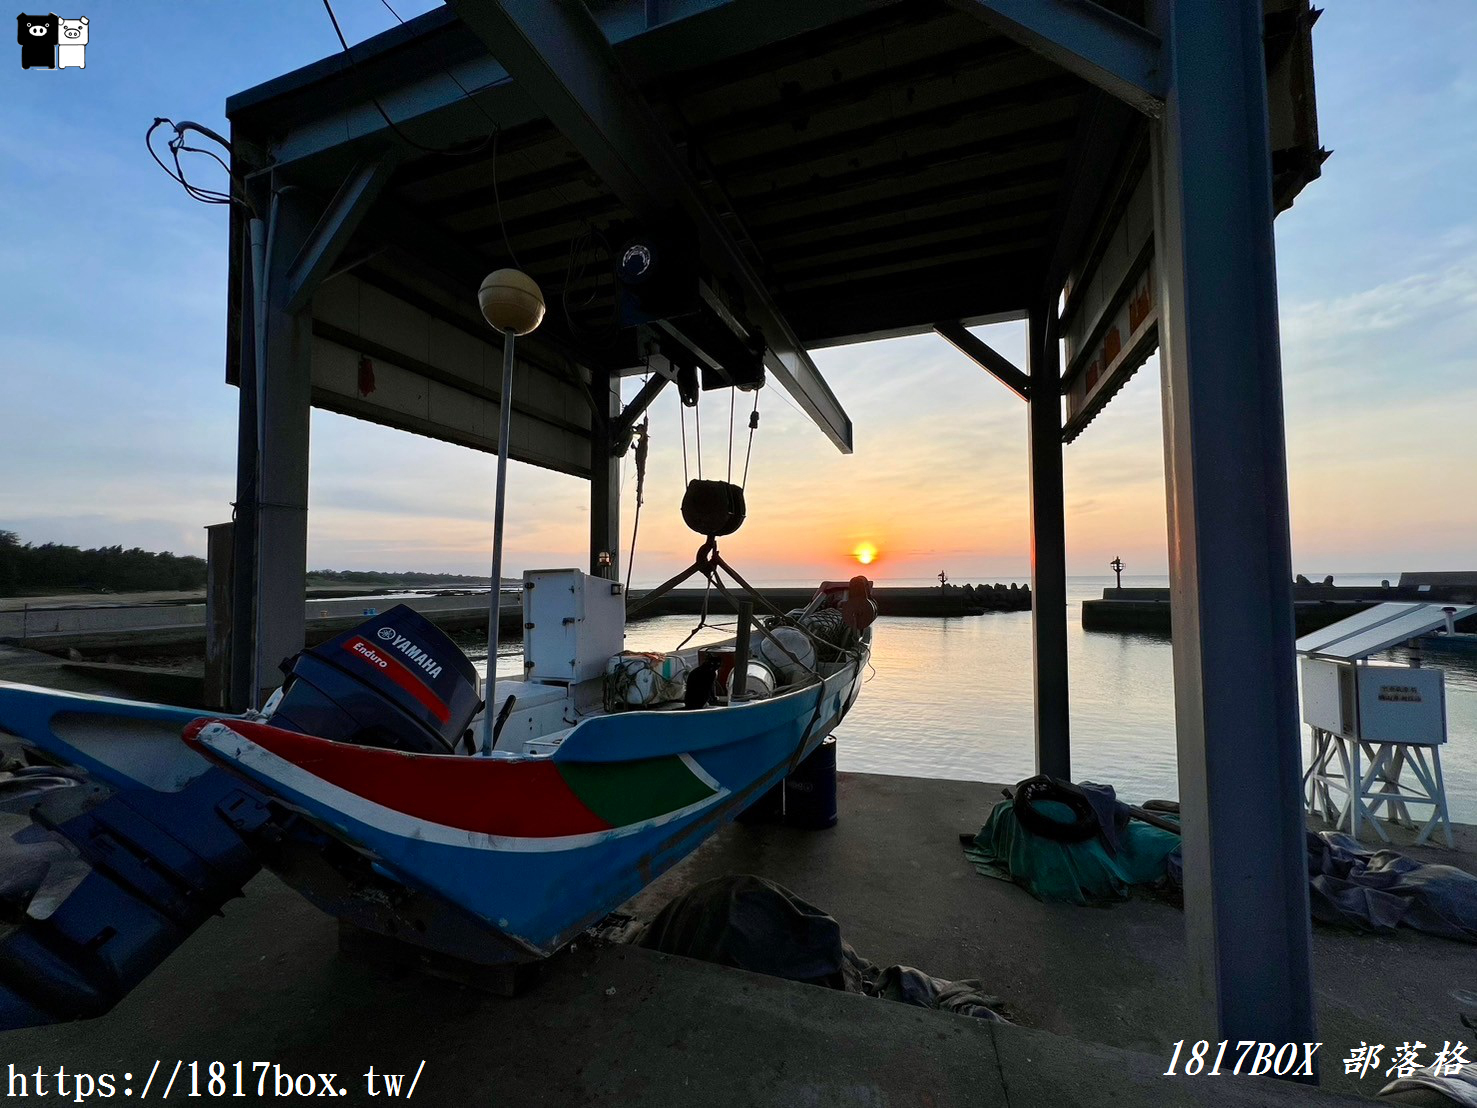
[476,269,545,755]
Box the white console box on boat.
[522,569,626,685]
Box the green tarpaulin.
[964,798,1181,905]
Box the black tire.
[1012,775,1101,843]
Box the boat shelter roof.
[223,0,1322,473]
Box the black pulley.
[681,479,746,537]
[676,362,700,407]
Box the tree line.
[0,530,493,597]
[0,530,207,596]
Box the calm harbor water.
[464,574,1477,823]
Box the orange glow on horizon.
[852,542,879,566]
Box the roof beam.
[445,0,854,453]
[933,321,1032,402]
[283,153,401,314]
[790,259,1033,348]
[1037,92,1140,304]
[944,0,1165,117]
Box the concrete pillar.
[253,190,315,706]
[590,368,621,581]
[1027,305,1070,780]
[203,522,234,712]
[1150,0,1316,1053]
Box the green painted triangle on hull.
[557,756,716,828]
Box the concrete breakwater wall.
[0,594,521,655]
[1083,581,1477,635]
[0,583,1030,657]
[649,583,1029,618]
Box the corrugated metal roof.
[1296,602,1477,662]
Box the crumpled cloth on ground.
[1307,831,1477,943]
[1380,1062,1477,1106]
[1078,780,1134,857]
[636,874,1007,1021]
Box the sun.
[852,542,878,566]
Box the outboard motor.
[270,605,480,754]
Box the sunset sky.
[1,3,1474,586]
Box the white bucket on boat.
[605,651,689,708]
[755,627,816,686]
[730,660,776,702]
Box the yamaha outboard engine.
[270,605,481,754]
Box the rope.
[672,571,716,654]
[694,401,703,480]
[630,537,868,697]
[741,394,761,489]
[680,403,689,485]
[624,415,649,593]
[706,572,839,771]
[727,388,736,484]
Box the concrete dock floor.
[0,849,1362,1107]
[10,774,1452,1104]
[0,648,1465,1103]
[631,773,1477,1101]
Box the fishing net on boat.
[763,607,862,663]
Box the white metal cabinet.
[522,569,625,684]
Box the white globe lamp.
[478,269,545,336]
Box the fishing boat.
[192,581,868,959]
[0,571,872,1025]
[0,268,873,1026]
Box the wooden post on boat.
[476,270,545,754]
[732,600,753,700]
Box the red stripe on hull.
[186,719,613,838]
[342,636,451,723]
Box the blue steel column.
[1150,0,1316,1054]
[1027,305,1070,780]
[229,217,261,713]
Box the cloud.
[1282,262,1477,347]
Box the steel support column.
[282,154,400,314]
[1150,0,1316,1055]
[590,369,621,580]
[228,218,260,713]
[253,189,315,707]
[933,321,1032,402]
[1027,305,1070,779]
